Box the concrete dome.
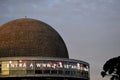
[0,18,69,58]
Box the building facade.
[0,18,89,80]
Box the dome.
[0,18,69,58]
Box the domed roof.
[0,18,69,58]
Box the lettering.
[5,60,89,72]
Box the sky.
[0,0,120,80]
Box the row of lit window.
[0,69,89,78]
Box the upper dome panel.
[0,18,69,58]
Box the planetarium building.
[0,18,89,80]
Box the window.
[51,70,57,74]
[65,70,70,75]
[58,70,63,74]
[0,64,1,73]
[1,61,9,75]
[27,70,34,74]
[44,70,50,74]
[35,70,42,74]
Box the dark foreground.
[0,77,89,80]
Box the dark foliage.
[101,56,120,80]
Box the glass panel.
[35,70,42,74]
[51,70,57,74]
[43,70,50,74]
[1,61,9,75]
[58,70,63,74]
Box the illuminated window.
[27,70,34,74]
[1,61,9,75]
[0,64,1,73]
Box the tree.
[101,56,120,80]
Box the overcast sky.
[0,0,120,80]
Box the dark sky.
[0,0,120,80]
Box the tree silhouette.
[101,56,120,80]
